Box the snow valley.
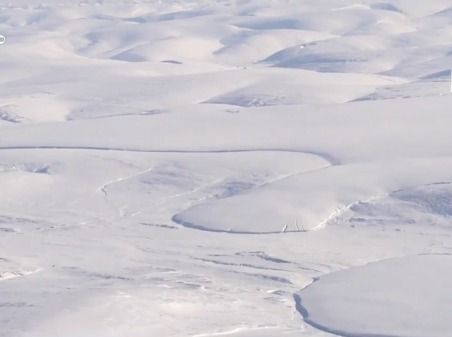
[0,1,452,336]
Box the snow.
[296,254,452,337]
[0,0,452,337]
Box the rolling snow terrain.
[0,0,452,336]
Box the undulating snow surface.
[0,1,451,336]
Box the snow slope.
[0,1,451,337]
[296,254,452,337]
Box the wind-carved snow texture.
[0,1,452,337]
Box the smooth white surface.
[0,1,452,336]
[299,254,452,337]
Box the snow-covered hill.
[0,1,451,336]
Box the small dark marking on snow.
[141,222,178,230]
[192,257,286,272]
[161,60,183,65]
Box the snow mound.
[297,254,452,337]
[343,182,452,229]
[264,35,397,73]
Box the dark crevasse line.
[0,146,341,166]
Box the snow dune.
[0,1,452,336]
[296,254,452,337]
